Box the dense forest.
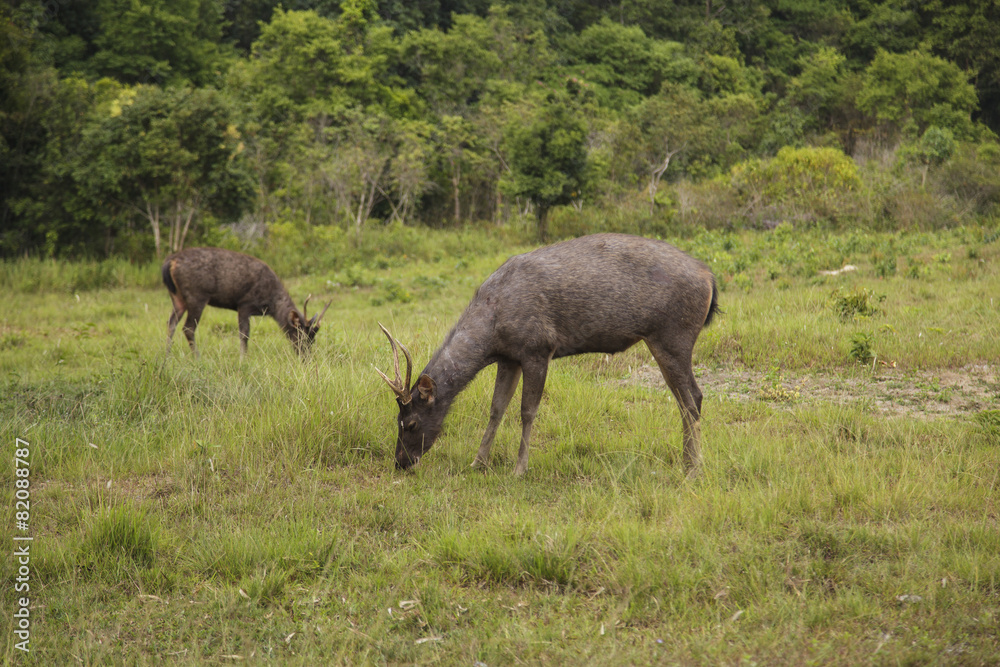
[3,0,999,259]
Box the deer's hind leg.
[514,353,552,476]
[166,293,187,354]
[237,307,252,356]
[181,302,206,359]
[473,358,522,469]
[645,338,704,477]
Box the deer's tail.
[162,259,178,295]
[703,275,720,328]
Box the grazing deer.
[377,233,719,476]
[162,247,331,357]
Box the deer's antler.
[302,294,333,327]
[375,322,413,404]
[312,299,333,327]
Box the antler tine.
[302,294,312,320]
[397,338,413,396]
[373,365,401,395]
[313,299,333,326]
[378,323,401,384]
[376,322,412,403]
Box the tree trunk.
[146,201,162,258]
[450,157,461,224]
[536,205,549,242]
[648,151,676,215]
[177,200,198,251]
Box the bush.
[730,146,864,228]
[832,286,886,320]
[888,187,955,230]
[670,178,744,230]
[935,142,1000,218]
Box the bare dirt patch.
[623,364,999,419]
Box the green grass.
[2,226,999,664]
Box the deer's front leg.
[473,359,521,469]
[514,354,551,476]
[238,309,252,356]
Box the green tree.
[244,8,413,124]
[920,0,1000,134]
[841,1,921,65]
[788,46,851,132]
[898,125,956,188]
[400,14,501,115]
[620,85,708,212]
[501,97,589,240]
[1,3,42,250]
[74,85,254,257]
[314,110,395,231]
[90,0,229,85]
[857,49,979,140]
[564,18,696,104]
[6,76,129,257]
[731,145,862,225]
[436,115,482,224]
[386,119,434,224]
[613,82,759,208]
[935,141,1000,217]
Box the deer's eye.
[403,420,418,432]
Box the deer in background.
[377,233,719,477]
[162,247,331,357]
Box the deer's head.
[376,323,445,470]
[288,295,331,355]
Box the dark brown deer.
[377,233,719,476]
[162,247,331,357]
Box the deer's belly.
[552,335,641,359]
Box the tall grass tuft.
[80,504,159,571]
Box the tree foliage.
[74,85,253,257]
[3,0,1000,258]
[501,96,589,239]
[857,49,979,140]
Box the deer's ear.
[416,374,436,403]
[289,311,302,328]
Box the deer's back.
[475,234,714,358]
[165,248,283,311]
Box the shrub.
[730,146,863,227]
[849,332,876,365]
[935,142,1000,218]
[888,187,955,230]
[832,286,886,320]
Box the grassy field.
[2,226,999,665]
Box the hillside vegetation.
[2,0,1000,257]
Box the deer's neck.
[422,313,493,407]
[271,292,299,333]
